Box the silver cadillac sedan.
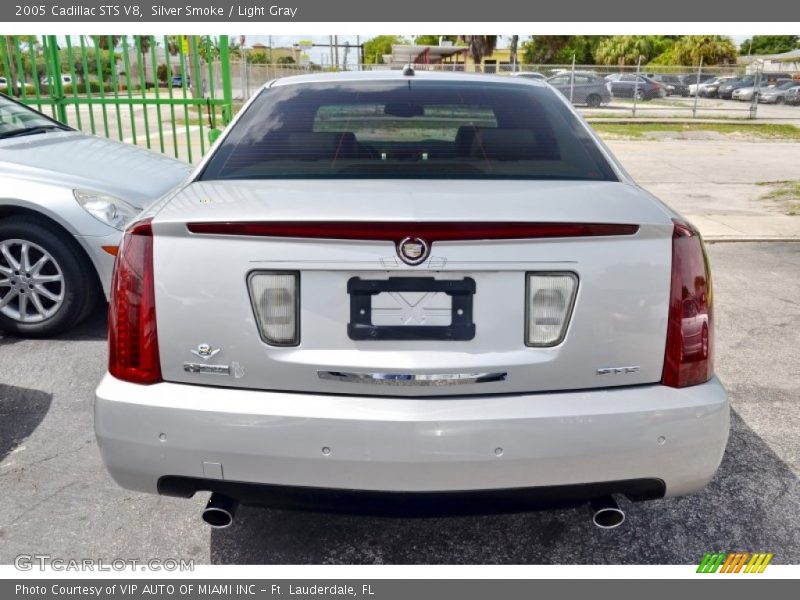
[0,93,191,336]
[95,71,729,529]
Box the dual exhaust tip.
[590,495,625,529]
[201,492,625,529]
[202,493,238,529]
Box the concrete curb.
[704,237,800,243]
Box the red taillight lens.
[662,219,714,388]
[108,218,161,384]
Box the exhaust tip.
[202,507,234,528]
[592,507,625,529]
[202,493,238,529]
[590,496,625,529]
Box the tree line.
[362,35,800,66]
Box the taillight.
[108,218,162,384]
[662,219,713,388]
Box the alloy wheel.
[0,238,65,323]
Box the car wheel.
[586,94,602,108]
[776,96,785,105]
[0,216,98,337]
[634,90,645,101]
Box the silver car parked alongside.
[546,72,611,107]
[0,93,191,336]
[95,71,729,528]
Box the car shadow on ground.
[0,384,53,463]
[208,409,799,564]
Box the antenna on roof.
[402,64,415,76]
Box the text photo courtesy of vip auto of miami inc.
[0,0,799,590]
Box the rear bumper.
[95,375,729,504]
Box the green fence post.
[219,35,233,125]
[45,35,67,124]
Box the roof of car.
[267,69,549,89]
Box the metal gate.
[1,35,233,163]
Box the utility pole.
[329,35,334,70]
[333,35,339,69]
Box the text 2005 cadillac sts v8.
[95,70,728,529]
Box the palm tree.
[594,36,657,65]
[509,35,519,71]
[135,36,151,88]
[460,35,497,72]
[670,36,738,66]
[3,36,20,95]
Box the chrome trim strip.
[184,363,230,376]
[318,371,507,386]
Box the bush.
[0,84,37,96]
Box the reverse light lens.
[74,189,138,230]
[108,218,161,384]
[248,272,299,346]
[526,273,578,347]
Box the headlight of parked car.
[73,189,139,230]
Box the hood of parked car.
[0,130,191,208]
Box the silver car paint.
[96,373,729,495]
[1,130,191,295]
[97,71,729,499]
[153,180,674,396]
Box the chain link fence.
[227,59,800,121]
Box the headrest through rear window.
[470,128,560,161]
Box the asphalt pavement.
[0,242,798,565]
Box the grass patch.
[592,122,800,140]
[757,180,800,215]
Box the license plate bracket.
[347,277,476,341]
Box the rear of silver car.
[95,73,728,523]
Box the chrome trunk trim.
[318,371,507,386]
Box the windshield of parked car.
[199,79,618,181]
[0,94,70,138]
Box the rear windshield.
[199,79,617,181]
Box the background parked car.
[510,72,547,80]
[694,76,736,98]
[784,86,800,106]
[0,93,191,336]
[718,77,757,100]
[732,85,759,102]
[171,74,190,88]
[649,74,689,96]
[605,73,665,100]
[758,80,800,104]
[546,72,611,107]
[681,73,716,85]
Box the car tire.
[634,90,645,101]
[0,216,99,338]
[586,94,602,108]
[776,96,785,105]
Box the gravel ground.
[0,242,798,565]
